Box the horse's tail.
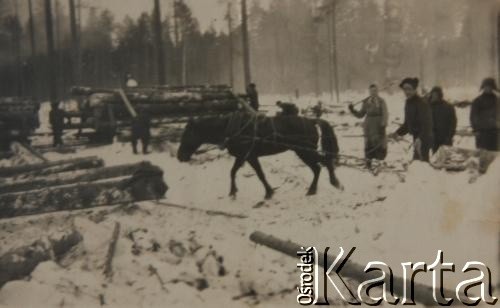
[317,119,339,161]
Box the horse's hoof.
[264,191,274,200]
[306,189,317,196]
[332,179,344,191]
[229,191,237,199]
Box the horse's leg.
[296,151,321,195]
[247,156,274,199]
[230,156,245,198]
[325,159,344,190]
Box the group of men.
[348,77,498,165]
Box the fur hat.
[480,78,497,91]
[399,77,419,89]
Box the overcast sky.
[84,0,270,32]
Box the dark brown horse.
[177,112,343,199]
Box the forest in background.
[0,0,499,101]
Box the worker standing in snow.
[470,78,499,151]
[429,86,457,153]
[349,84,389,166]
[131,108,151,155]
[246,83,259,111]
[312,101,325,119]
[49,102,65,147]
[391,77,433,162]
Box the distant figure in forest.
[429,86,457,153]
[246,83,259,111]
[349,84,389,165]
[470,78,499,151]
[276,101,299,116]
[131,109,151,155]
[49,102,65,147]
[125,72,139,88]
[390,77,433,162]
[312,101,325,119]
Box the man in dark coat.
[391,77,433,162]
[49,103,65,147]
[429,86,457,153]
[470,78,499,151]
[131,109,151,154]
[276,101,299,116]
[246,83,259,111]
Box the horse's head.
[177,119,204,162]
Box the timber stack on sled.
[0,157,168,219]
[70,84,242,121]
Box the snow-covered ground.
[0,89,498,307]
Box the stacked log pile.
[71,85,241,120]
[0,159,168,219]
[0,97,39,114]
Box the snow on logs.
[0,229,82,287]
[0,159,168,219]
[70,85,241,119]
[0,156,104,178]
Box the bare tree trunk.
[182,38,187,85]
[241,0,251,87]
[28,0,36,57]
[69,0,80,85]
[498,11,500,82]
[44,0,58,104]
[153,0,166,85]
[330,0,340,103]
[226,2,234,88]
[173,0,180,85]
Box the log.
[0,161,155,194]
[0,229,82,287]
[0,156,104,178]
[0,163,168,218]
[249,231,460,306]
[103,222,121,280]
[71,85,232,96]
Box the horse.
[177,112,343,199]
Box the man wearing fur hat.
[470,78,499,151]
[391,77,433,162]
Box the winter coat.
[350,96,388,141]
[396,95,433,144]
[131,113,151,139]
[431,100,457,146]
[247,88,259,111]
[470,93,499,131]
[49,108,65,132]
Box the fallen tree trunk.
[103,222,121,280]
[0,156,104,178]
[0,163,168,218]
[0,161,155,194]
[0,229,82,287]
[249,231,460,306]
